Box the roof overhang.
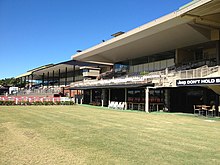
[31,60,112,80]
[15,71,33,79]
[16,60,113,80]
[72,0,220,63]
[69,82,154,90]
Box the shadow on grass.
[77,104,220,121]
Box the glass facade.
[149,89,164,103]
[117,51,175,74]
[127,88,164,104]
[176,41,217,67]
[127,89,145,103]
[114,64,129,72]
[130,58,175,73]
[92,89,102,105]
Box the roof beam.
[183,14,220,29]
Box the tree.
[0,78,19,86]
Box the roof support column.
[65,67,67,86]
[215,94,219,116]
[108,89,111,105]
[145,87,149,113]
[20,77,22,88]
[31,74,33,88]
[72,65,75,82]
[42,73,45,87]
[24,76,26,88]
[52,70,55,88]
[47,72,49,88]
[175,49,179,66]
[58,69,61,87]
[27,75,30,89]
[216,40,220,65]
[125,88,127,110]
[101,89,105,107]
[76,90,78,104]
[80,90,83,104]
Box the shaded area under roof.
[16,60,113,80]
[69,83,154,90]
[58,60,112,67]
[28,64,54,72]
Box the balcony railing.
[177,65,219,79]
[70,65,220,88]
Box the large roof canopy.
[16,60,112,80]
[72,0,220,63]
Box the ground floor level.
[72,85,220,116]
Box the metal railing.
[177,65,219,79]
[70,65,220,88]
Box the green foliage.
[0,77,20,86]
[43,101,54,106]
[33,101,44,105]
[55,101,61,105]
[1,101,16,106]
[61,101,74,105]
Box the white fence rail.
[70,65,220,88]
[177,65,219,79]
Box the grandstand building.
[15,60,112,97]
[70,0,220,114]
[14,0,220,115]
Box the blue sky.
[0,0,192,79]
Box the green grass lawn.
[0,105,220,165]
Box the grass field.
[0,105,220,165]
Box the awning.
[19,60,113,80]
[69,83,154,90]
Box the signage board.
[176,77,220,86]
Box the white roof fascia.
[15,71,33,79]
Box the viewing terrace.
[70,65,220,89]
[12,65,220,97]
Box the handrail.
[70,65,220,88]
[177,65,219,79]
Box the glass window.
[149,89,164,103]
[195,49,203,60]
[127,89,145,103]
[114,64,129,72]
[128,90,134,102]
